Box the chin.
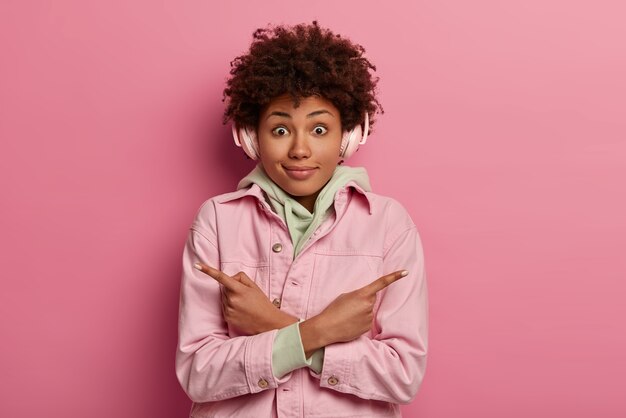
[282,186,316,197]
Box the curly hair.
[222,21,384,133]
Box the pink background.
[1,1,625,417]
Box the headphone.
[232,112,370,160]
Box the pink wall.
[1,1,625,416]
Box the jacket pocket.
[218,261,269,294]
[219,261,258,282]
[306,252,383,319]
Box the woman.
[176,21,428,418]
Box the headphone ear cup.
[232,125,260,160]
[339,112,371,160]
[340,123,363,159]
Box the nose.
[288,131,311,159]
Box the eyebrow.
[265,110,335,120]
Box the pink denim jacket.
[176,182,428,417]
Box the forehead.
[261,93,339,115]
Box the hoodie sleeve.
[272,321,325,379]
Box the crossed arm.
[176,226,427,404]
[192,262,408,358]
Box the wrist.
[299,314,330,358]
[251,310,296,334]
[274,310,299,330]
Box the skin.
[256,93,344,213]
[193,92,408,357]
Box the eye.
[271,126,289,136]
[312,125,328,135]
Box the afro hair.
[222,21,384,133]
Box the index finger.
[360,270,409,294]
[194,262,239,291]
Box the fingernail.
[400,270,409,277]
[194,262,202,270]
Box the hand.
[300,270,408,357]
[194,262,298,335]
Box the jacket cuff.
[244,329,280,393]
[318,338,356,390]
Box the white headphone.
[232,112,370,160]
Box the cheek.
[312,138,342,158]
[323,145,343,163]
[257,137,283,160]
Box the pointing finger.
[194,262,240,291]
[361,270,408,294]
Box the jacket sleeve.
[175,224,282,403]
[311,225,429,404]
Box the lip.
[282,165,318,180]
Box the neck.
[293,191,319,213]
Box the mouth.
[282,165,318,180]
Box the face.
[256,93,343,212]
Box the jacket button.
[272,298,281,308]
[327,376,339,386]
[272,243,283,253]
[258,378,269,388]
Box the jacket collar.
[215,181,373,215]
